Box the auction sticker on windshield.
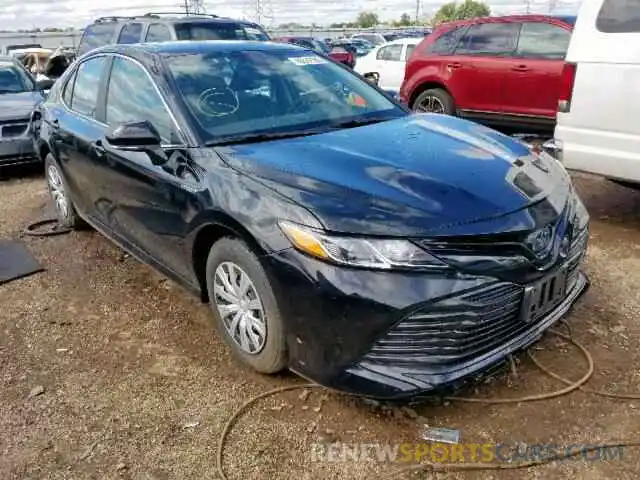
[288,56,328,66]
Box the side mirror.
[104,121,167,165]
[36,78,54,91]
[363,72,380,86]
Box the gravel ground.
[1,167,640,480]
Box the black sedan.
[0,57,46,169]
[34,41,589,399]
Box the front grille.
[364,283,526,366]
[1,123,28,138]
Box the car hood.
[217,114,571,236]
[0,91,43,121]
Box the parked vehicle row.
[31,39,589,398]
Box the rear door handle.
[512,65,530,72]
[447,62,462,69]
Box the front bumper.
[0,124,39,167]
[265,241,588,399]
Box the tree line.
[289,0,491,29]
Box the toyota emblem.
[526,225,553,259]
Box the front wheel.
[44,154,84,229]
[412,88,455,115]
[205,237,287,374]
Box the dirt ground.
[2,167,640,480]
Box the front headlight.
[279,221,448,270]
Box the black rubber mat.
[0,240,44,285]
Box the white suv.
[552,0,640,184]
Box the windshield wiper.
[327,115,393,130]
[205,128,330,147]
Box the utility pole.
[549,0,558,13]
[250,0,273,26]
[415,0,420,26]
[524,0,531,14]
[183,0,203,15]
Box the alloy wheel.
[416,95,446,114]
[213,261,267,355]
[47,164,69,220]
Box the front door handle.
[447,62,462,69]
[512,65,530,72]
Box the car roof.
[86,40,305,61]
[89,14,260,27]
[436,14,574,29]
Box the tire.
[412,88,455,115]
[205,237,287,374]
[44,154,84,229]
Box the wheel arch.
[190,214,266,303]
[409,81,453,110]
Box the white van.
[552,0,640,184]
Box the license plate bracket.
[521,268,568,323]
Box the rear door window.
[78,23,117,55]
[376,44,403,61]
[146,23,173,42]
[597,0,640,33]
[456,22,520,56]
[516,22,571,59]
[117,23,143,44]
[426,26,467,55]
[69,56,108,118]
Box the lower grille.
[1,123,29,138]
[364,231,588,368]
[364,283,525,366]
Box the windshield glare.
[163,50,405,144]
[0,63,34,93]
[175,23,270,41]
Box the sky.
[0,0,582,31]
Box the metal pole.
[184,0,189,15]
[415,0,420,25]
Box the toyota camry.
[33,41,589,399]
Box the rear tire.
[412,88,455,115]
[205,237,287,374]
[44,154,84,229]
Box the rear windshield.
[175,22,270,41]
[78,23,117,55]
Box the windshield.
[175,22,270,41]
[0,62,34,93]
[163,49,405,145]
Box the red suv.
[400,15,575,131]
